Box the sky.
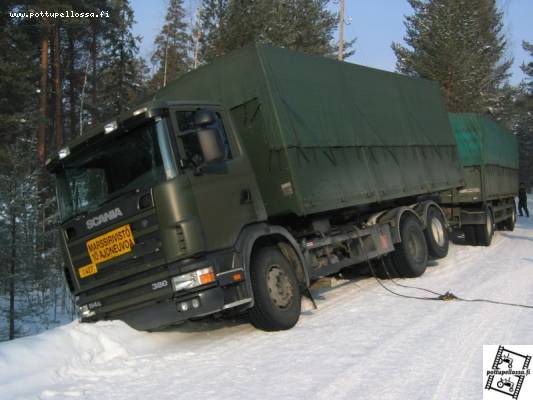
[130,0,533,84]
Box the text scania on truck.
[46,44,516,332]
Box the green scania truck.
[47,44,484,331]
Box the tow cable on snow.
[367,258,533,310]
[351,228,533,310]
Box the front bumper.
[78,257,251,331]
[117,285,226,331]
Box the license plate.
[86,224,135,265]
[79,263,98,278]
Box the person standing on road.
[518,182,529,217]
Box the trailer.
[46,44,465,331]
[438,113,519,246]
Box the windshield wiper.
[97,187,140,209]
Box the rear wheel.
[502,206,516,231]
[475,207,494,246]
[424,207,449,259]
[248,247,301,331]
[390,214,428,278]
[463,225,477,245]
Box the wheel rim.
[406,229,424,264]
[431,216,445,247]
[266,265,293,309]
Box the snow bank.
[0,321,141,396]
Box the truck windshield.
[55,117,176,222]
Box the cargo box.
[155,44,465,217]
[443,113,518,203]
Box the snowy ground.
[1,205,532,400]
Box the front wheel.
[248,246,301,331]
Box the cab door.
[170,106,264,251]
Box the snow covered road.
[1,214,533,400]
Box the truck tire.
[475,207,494,246]
[502,206,516,231]
[424,207,449,259]
[463,225,477,246]
[248,246,301,331]
[391,214,428,278]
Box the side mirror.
[198,128,224,164]
[194,110,216,126]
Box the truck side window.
[175,111,233,165]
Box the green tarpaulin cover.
[449,113,518,169]
[154,44,465,216]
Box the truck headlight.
[171,266,215,292]
[80,305,95,318]
[58,147,70,159]
[104,120,118,134]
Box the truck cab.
[47,101,266,330]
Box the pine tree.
[150,0,192,91]
[60,0,114,137]
[392,0,512,112]
[195,0,229,63]
[262,0,352,57]
[0,0,37,304]
[84,0,113,131]
[523,41,533,95]
[98,0,147,120]
[197,0,351,63]
[517,41,533,186]
[0,4,38,147]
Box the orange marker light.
[198,269,216,285]
[232,272,243,282]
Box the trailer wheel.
[463,225,477,246]
[424,207,449,259]
[475,207,494,246]
[502,206,516,231]
[391,215,428,278]
[248,246,301,331]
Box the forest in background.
[0,0,532,341]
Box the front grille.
[176,225,187,255]
[66,209,164,291]
[79,263,169,303]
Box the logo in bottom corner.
[484,345,532,399]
